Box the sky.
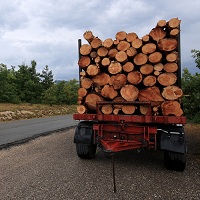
[0,0,200,81]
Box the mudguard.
[157,125,186,153]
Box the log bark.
[126,32,138,42]
[133,53,148,65]
[80,44,92,55]
[101,57,110,66]
[166,52,178,62]
[161,101,183,116]
[108,48,118,58]
[157,38,178,51]
[92,73,110,86]
[163,62,178,72]
[108,61,122,74]
[81,77,93,89]
[78,56,91,69]
[115,51,128,63]
[85,93,104,110]
[116,31,127,40]
[127,71,142,85]
[131,38,143,49]
[97,47,108,57]
[77,105,87,114]
[122,105,136,114]
[120,85,139,101]
[117,41,130,51]
[149,27,166,42]
[138,86,164,105]
[101,85,118,99]
[126,47,137,57]
[142,43,156,54]
[123,62,134,72]
[83,31,94,43]
[140,64,154,75]
[101,105,113,114]
[78,87,87,97]
[168,18,181,29]
[149,52,162,64]
[157,72,177,86]
[109,74,127,89]
[86,64,99,76]
[91,37,102,49]
[162,86,183,100]
[103,38,113,49]
[143,75,156,86]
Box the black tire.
[76,143,97,159]
[164,151,186,171]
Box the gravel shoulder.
[0,124,200,199]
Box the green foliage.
[191,49,200,69]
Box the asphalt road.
[0,128,200,200]
[0,115,78,148]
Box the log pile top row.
[76,18,184,116]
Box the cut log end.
[77,105,87,114]
[161,101,183,116]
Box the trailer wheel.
[164,151,186,171]
[76,143,97,159]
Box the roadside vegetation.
[0,50,200,123]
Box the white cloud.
[0,0,200,80]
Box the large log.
[117,41,130,51]
[81,77,93,89]
[157,20,167,28]
[126,47,137,57]
[108,48,118,58]
[85,93,104,110]
[140,64,154,75]
[154,63,164,71]
[101,105,113,114]
[122,105,136,115]
[115,51,128,63]
[149,27,166,41]
[97,47,108,57]
[166,52,178,62]
[133,53,148,65]
[101,85,118,99]
[142,43,156,54]
[149,52,162,63]
[108,61,122,74]
[77,105,87,114]
[83,31,94,43]
[78,56,91,69]
[126,32,138,42]
[103,38,113,49]
[163,62,178,72]
[168,18,181,29]
[92,73,110,86]
[120,85,139,101]
[116,31,127,41]
[80,44,92,55]
[101,57,111,66]
[127,71,143,85]
[143,75,156,86]
[161,101,183,116]
[86,64,99,76]
[162,86,183,100]
[91,37,102,49]
[157,38,178,52]
[109,74,127,89]
[157,72,177,86]
[131,38,143,49]
[123,62,134,72]
[142,35,150,43]
[138,86,165,105]
[78,87,87,97]
[170,28,180,37]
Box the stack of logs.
[76,18,184,116]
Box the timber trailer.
[73,35,186,173]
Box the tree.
[191,49,200,69]
[40,65,54,90]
